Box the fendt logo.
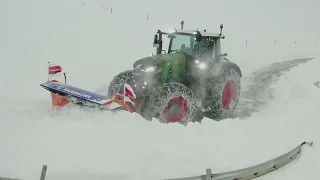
[63,88,92,99]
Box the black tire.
[204,68,241,120]
[107,70,133,98]
[147,82,200,125]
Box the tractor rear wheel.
[203,68,241,120]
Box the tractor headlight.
[199,62,206,69]
[194,60,206,69]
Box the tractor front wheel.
[107,70,133,98]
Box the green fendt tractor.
[107,22,242,125]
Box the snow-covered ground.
[1,1,319,180]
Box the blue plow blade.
[40,81,115,109]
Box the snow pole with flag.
[48,62,66,84]
[46,62,69,107]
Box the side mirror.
[153,35,158,47]
[221,53,228,56]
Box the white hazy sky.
[1,0,319,42]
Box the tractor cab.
[153,23,227,62]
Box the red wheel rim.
[163,96,189,123]
[222,80,237,108]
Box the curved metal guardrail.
[0,141,313,180]
[165,141,313,180]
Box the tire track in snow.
[233,57,314,118]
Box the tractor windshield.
[193,37,214,58]
[167,33,215,59]
[168,34,194,54]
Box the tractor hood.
[133,54,167,70]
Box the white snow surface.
[1,0,320,180]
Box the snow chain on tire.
[204,68,241,120]
[107,70,133,98]
[147,82,199,125]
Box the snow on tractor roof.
[162,29,225,38]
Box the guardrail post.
[206,169,211,180]
[40,165,47,180]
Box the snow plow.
[40,22,242,125]
[40,63,137,113]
